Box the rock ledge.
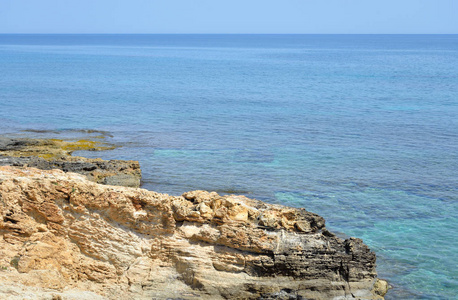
[0,166,389,299]
[0,137,141,188]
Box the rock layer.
[0,137,141,188]
[0,166,389,299]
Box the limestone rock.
[0,138,141,188]
[0,166,389,299]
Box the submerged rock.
[0,166,389,299]
[0,137,141,188]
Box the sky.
[0,0,457,34]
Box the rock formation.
[0,137,141,188]
[0,166,389,299]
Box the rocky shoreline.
[0,137,141,188]
[0,137,389,299]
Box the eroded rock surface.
[0,166,389,299]
[0,137,141,188]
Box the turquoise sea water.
[0,34,457,299]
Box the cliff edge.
[0,166,389,299]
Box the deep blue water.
[0,34,457,299]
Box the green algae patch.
[62,139,111,151]
[37,153,57,160]
[0,138,117,160]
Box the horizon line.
[1,33,457,35]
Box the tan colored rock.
[373,278,391,297]
[0,166,389,299]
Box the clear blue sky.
[0,0,457,34]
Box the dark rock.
[0,137,141,188]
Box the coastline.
[0,137,389,299]
[2,33,457,299]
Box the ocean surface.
[0,34,457,299]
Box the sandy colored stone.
[0,166,389,299]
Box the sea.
[0,34,457,299]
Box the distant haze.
[0,0,457,34]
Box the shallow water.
[1,34,457,298]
